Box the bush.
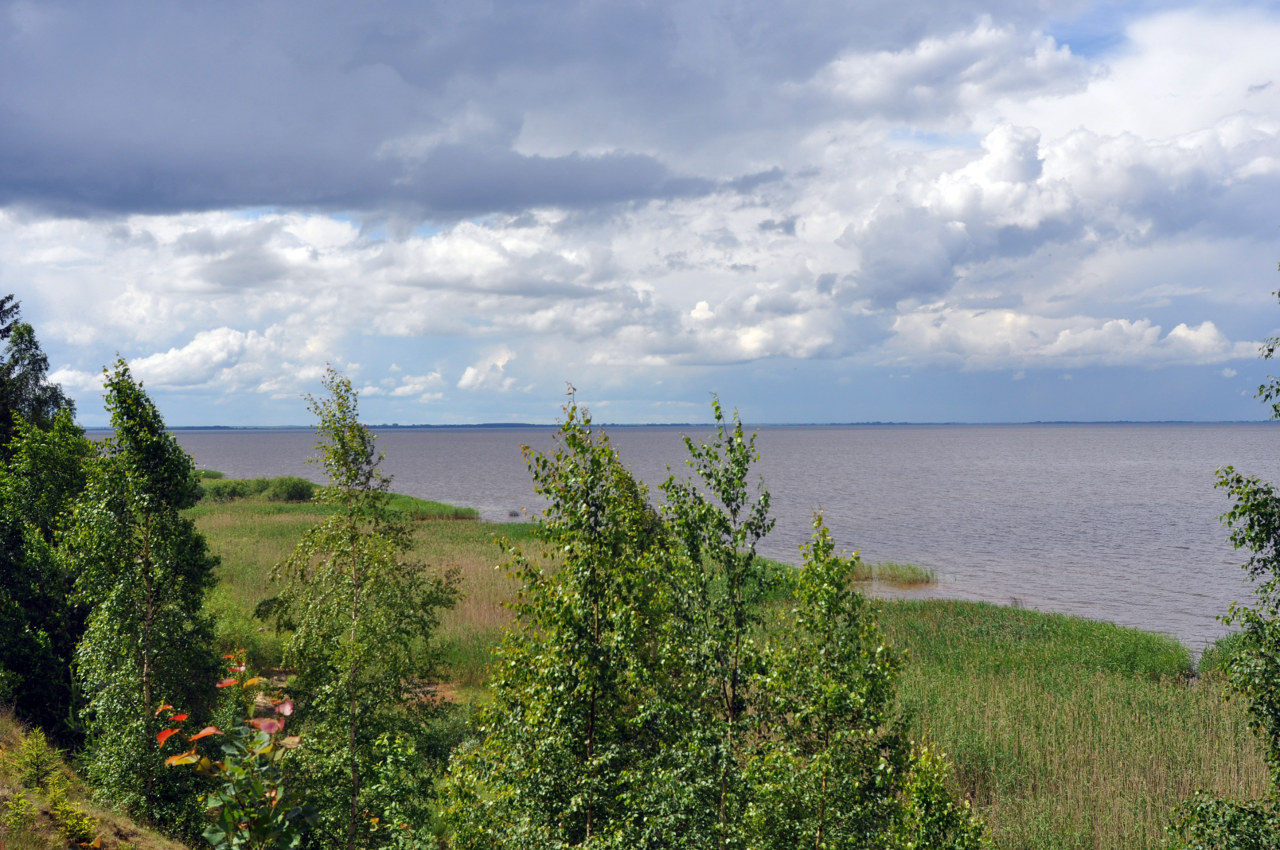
[2,790,38,832]
[201,479,252,502]
[264,476,314,502]
[45,774,97,843]
[200,476,312,503]
[9,727,61,790]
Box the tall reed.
[880,600,1267,849]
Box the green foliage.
[45,772,99,843]
[363,732,446,850]
[263,477,314,503]
[446,399,983,850]
[10,727,62,790]
[893,745,988,850]
[161,657,315,850]
[749,517,986,850]
[2,789,39,832]
[67,359,219,831]
[0,302,76,449]
[199,476,316,504]
[658,396,777,848]
[201,478,272,503]
[0,410,92,739]
[1200,631,1247,677]
[748,515,909,848]
[271,367,458,850]
[444,403,674,848]
[1171,791,1280,850]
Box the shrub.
[264,476,314,503]
[10,727,61,790]
[161,653,314,850]
[45,774,97,843]
[1199,631,1246,677]
[202,479,252,502]
[2,790,38,832]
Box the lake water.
[159,423,1280,652]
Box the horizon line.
[77,418,1280,431]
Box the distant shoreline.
[78,419,1280,433]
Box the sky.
[3,0,1280,426]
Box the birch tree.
[273,367,458,850]
[69,360,218,830]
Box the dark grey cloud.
[0,0,1092,218]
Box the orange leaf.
[188,726,223,741]
[216,678,238,688]
[165,748,200,766]
[157,728,180,747]
[171,713,189,722]
[153,703,173,716]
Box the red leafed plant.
[158,650,313,849]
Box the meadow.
[190,484,1270,850]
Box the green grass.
[859,560,937,586]
[878,600,1265,849]
[1198,630,1246,676]
[192,494,523,674]
[385,492,481,521]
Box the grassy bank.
[0,713,186,850]
[879,601,1267,849]
[189,487,529,681]
[191,492,1270,849]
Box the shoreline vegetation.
[187,474,1267,850]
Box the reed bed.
[880,600,1268,849]
[858,560,937,586]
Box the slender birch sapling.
[272,367,457,850]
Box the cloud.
[5,4,1280,425]
[390,372,444,402]
[887,308,1256,369]
[458,347,517,392]
[46,367,104,395]
[815,17,1090,127]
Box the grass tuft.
[1198,630,1246,677]
[863,560,937,586]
